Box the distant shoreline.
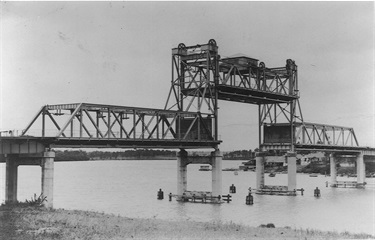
[54,149,256,162]
[55,158,249,161]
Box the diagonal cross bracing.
[294,122,359,147]
[20,103,219,148]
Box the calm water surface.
[1,160,374,235]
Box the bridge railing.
[0,130,25,137]
[20,103,216,143]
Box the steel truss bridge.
[0,39,373,155]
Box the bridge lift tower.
[166,39,374,196]
[165,39,222,200]
[165,39,303,196]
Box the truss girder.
[20,103,216,144]
[215,58,299,104]
[180,59,299,105]
[261,122,360,153]
[295,123,359,147]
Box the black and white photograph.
[0,1,374,239]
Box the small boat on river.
[269,172,276,177]
[309,174,318,177]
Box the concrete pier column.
[330,154,337,186]
[356,153,365,184]
[177,150,188,198]
[211,149,222,198]
[5,157,18,203]
[287,152,297,191]
[41,151,55,208]
[256,154,265,189]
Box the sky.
[0,1,374,151]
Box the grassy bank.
[1,204,373,240]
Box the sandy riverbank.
[0,204,373,240]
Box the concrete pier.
[41,151,55,208]
[287,152,297,191]
[255,154,265,189]
[176,149,222,202]
[177,150,188,198]
[5,157,18,203]
[255,152,298,195]
[330,152,370,188]
[330,154,337,185]
[211,149,222,198]
[356,153,365,185]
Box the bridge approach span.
[0,103,220,154]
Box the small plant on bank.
[25,193,47,207]
[1,194,47,209]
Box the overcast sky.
[1,1,374,151]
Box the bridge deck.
[180,55,299,105]
[261,142,373,153]
[182,85,298,105]
[0,135,220,152]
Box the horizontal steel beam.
[0,137,221,153]
[46,103,201,116]
[294,122,355,130]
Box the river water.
[0,160,374,235]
